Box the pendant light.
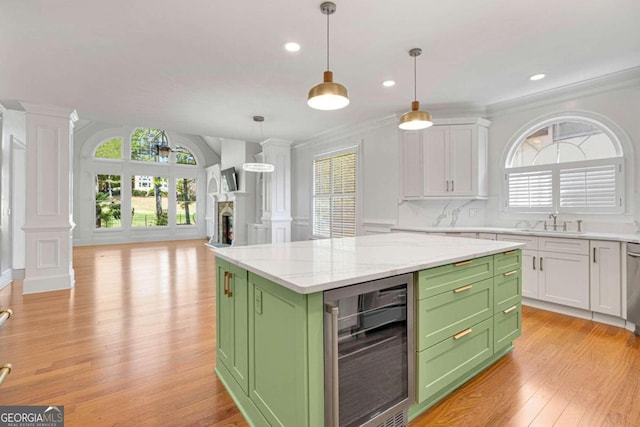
[307,2,349,110]
[242,116,275,173]
[398,48,433,130]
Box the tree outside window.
[176,178,197,225]
[95,174,121,228]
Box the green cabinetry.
[410,250,522,419]
[216,259,249,393]
[214,257,324,427]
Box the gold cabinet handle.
[0,363,12,387]
[223,272,229,296]
[0,309,12,327]
[504,305,517,314]
[454,284,473,293]
[503,270,518,276]
[226,272,233,298]
[503,250,518,255]
[454,260,472,267]
[453,328,473,340]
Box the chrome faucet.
[548,212,558,231]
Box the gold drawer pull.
[503,250,518,255]
[454,260,472,267]
[453,328,473,340]
[504,305,517,314]
[503,270,518,277]
[454,284,473,293]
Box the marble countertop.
[391,226,640,243]
[209,233,524,294]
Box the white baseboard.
[23,273,74,294]
[0,269,12,290]
[522,297,627,329]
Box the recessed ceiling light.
[382,80,396,87]
[284,42,301,52]
[530,73,546,81]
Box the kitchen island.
[209,233,524,426]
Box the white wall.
[292,116,399,241]
[291,71,640,237]
[486,75,640,233]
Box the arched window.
[89,128,201,233]
[131,128,165,163]
[95,137,122,159]
[504,116,624,213]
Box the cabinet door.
[448,125,476,196]
[216,260,249,394]
[521,250,538,299]
[422,126,449,196]
[249,273,312,427]
[590,240,621,316]
[216,261,234,372]
[539,251,589,309]
[401,130,423,198]
[229,264,249,392]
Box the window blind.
[313,152,356,238]
[559,164,617,209]
[507,170,553,209]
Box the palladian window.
[504,117,624,213]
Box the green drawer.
[417,256,494,300]
[417,277,493,350]
[493,250,522,276]
[493,269,521,314]
[494,303,522,352]
[416,317,493,403]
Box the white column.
[22,104,77,294]
[261,138,292,243]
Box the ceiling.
[1,0,639,143]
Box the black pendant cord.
[413,55,417,102]
[326,12,330,71]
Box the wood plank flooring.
[0,239,638,426]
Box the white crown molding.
[20,102,78,121]
[487,66,640,117]
[422,103,488,119]
[261,138,293,148]
[294,114,397,149]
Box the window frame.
[503,114,626,215]
[312,146,358,239]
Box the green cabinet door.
[493,269,522,314]
[248,273,324,427]
[494,303,522,352]
[215,259,249,394]
[417,277,493,350]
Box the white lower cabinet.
[538,251,589,309]
[497,235,590,310]
[589,240,621,316]
[497,234,623,316]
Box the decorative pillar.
[261,138,292,243]
[22,104,77,294]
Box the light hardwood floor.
[0,240,638,426]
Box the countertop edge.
[208,241,525,295]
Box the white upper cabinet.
[400,118,489,199]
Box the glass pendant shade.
[308,71,350,110]
[399,101,433,130]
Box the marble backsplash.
[398,196,640,234]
